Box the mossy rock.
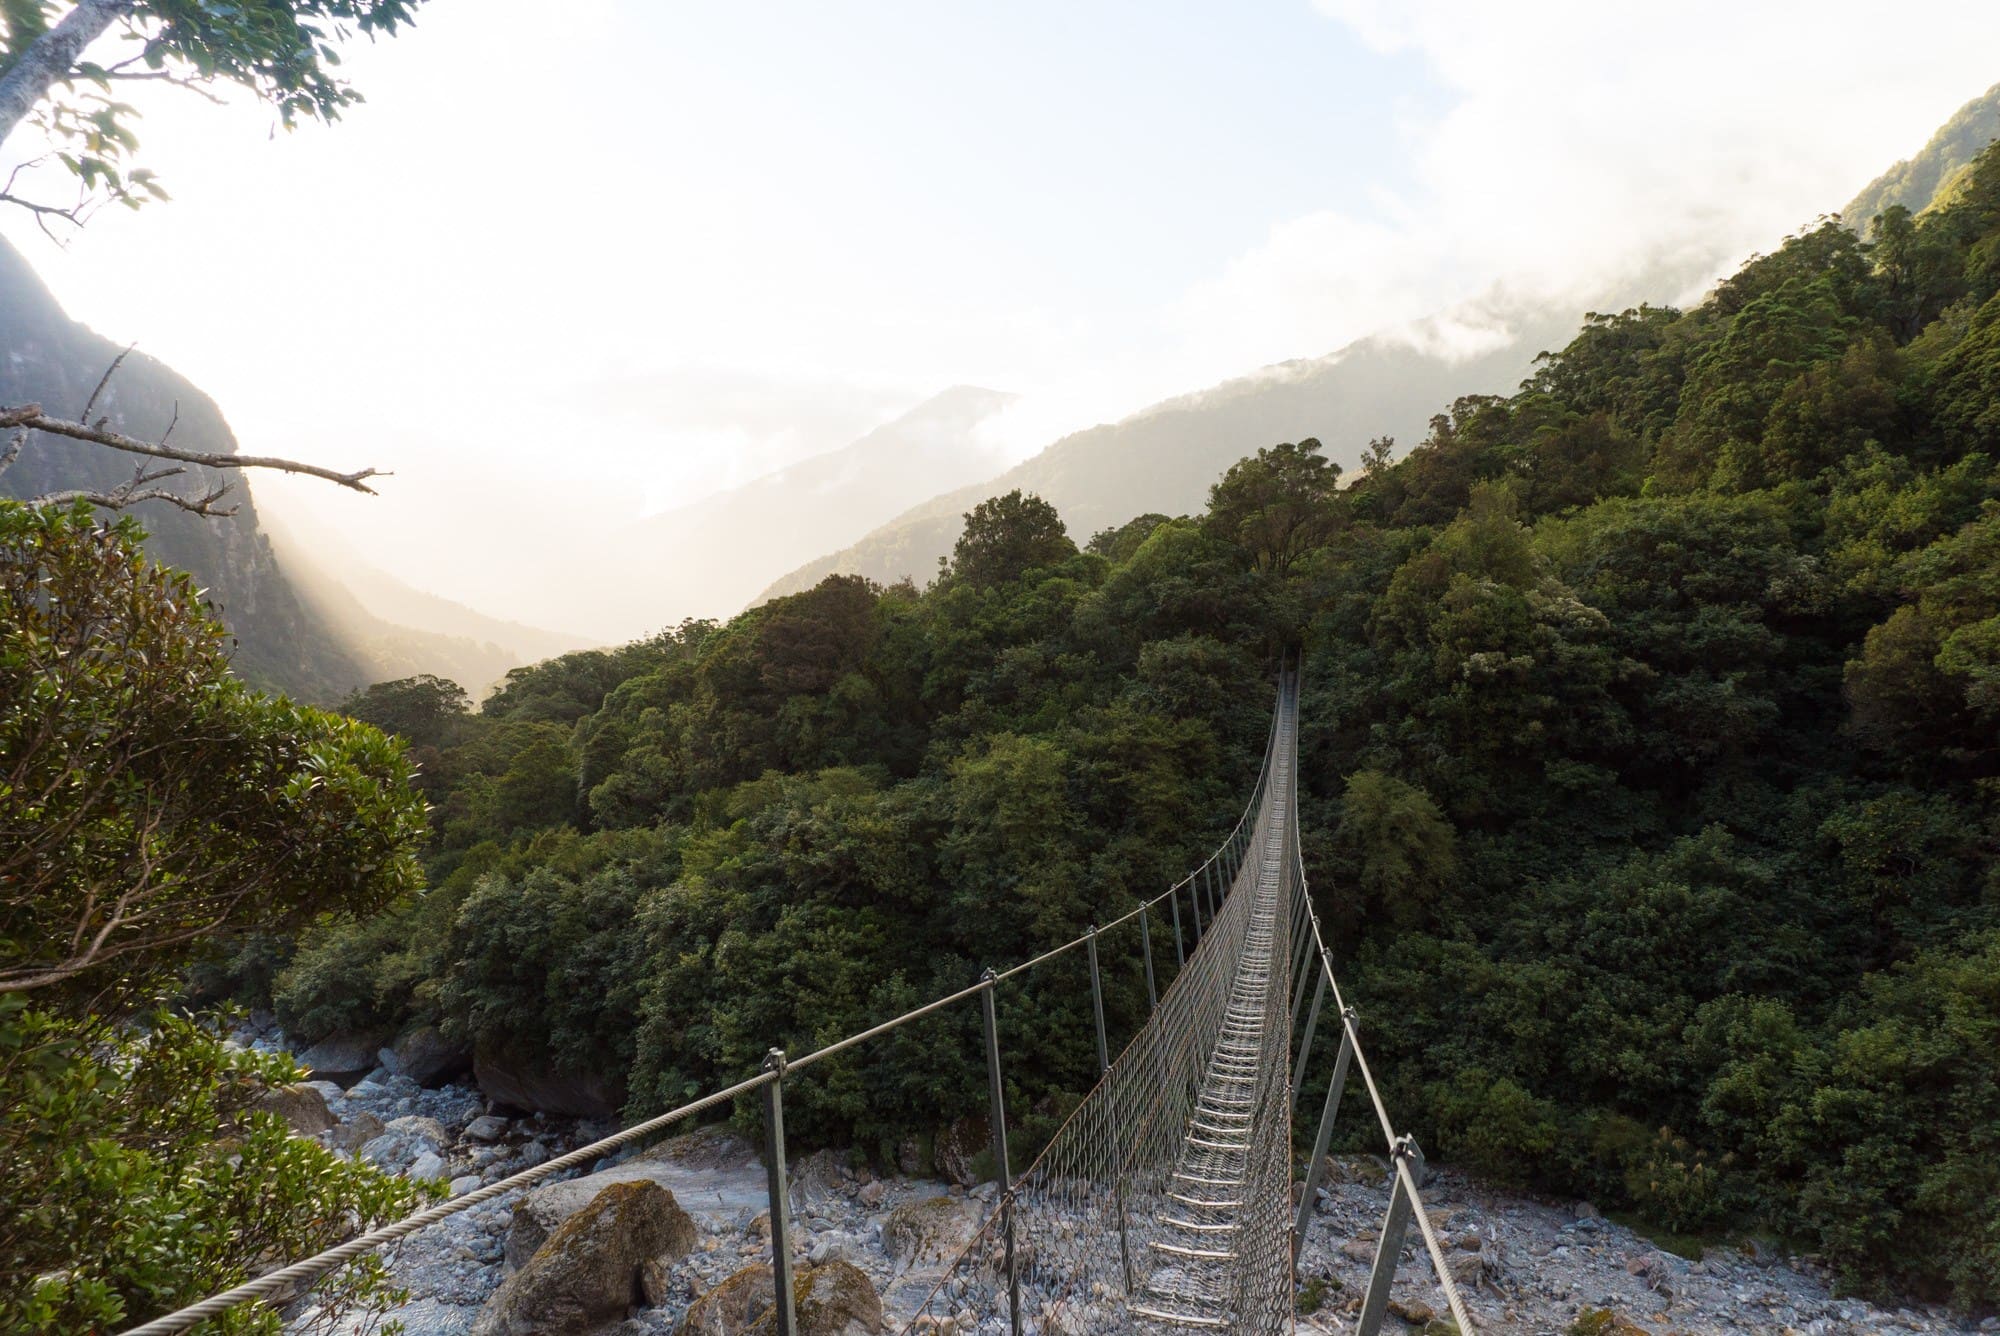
[749,1261,882,1336]
[678,1263,774,1334]
[472,1180,698,1336]
[1568,1310,1648,1336]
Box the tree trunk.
[0,0,132,152]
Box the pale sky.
[5,2,2000,636]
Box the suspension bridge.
[127,669,1477,1336]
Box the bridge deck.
[1132,707,1293,1332]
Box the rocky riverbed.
[236,1021,1996,1336]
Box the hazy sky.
[5,2,2000,635]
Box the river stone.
[748,1260,882,1336]
[882,1196,980,1266]
[391,1025,474,1087]
[463,1114,510,1143]
[470,1180,697,1336]
[474,1039,624,1119]
[252,1083,336,1137]
[294,1033,385,1084]
[361,1115,449,1173]
[931,1116,989,1187]
[506,1169,697,1271]
[407,1150,447,1181]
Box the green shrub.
[0,998,434,1333]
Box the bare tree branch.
[79,344,136,424]
[0,402,385,495]
[31,457,240,516]
[0,430,22,482]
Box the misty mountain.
[757,291,1595,601]
[1844,81,2000,228]
[536,385,1016,638]
[0,234,365,698]
[266,513,592,700]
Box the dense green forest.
[248,145,2000,1311]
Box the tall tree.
[1204,436,1342,572]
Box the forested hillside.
[269,140,2000,1312]
[1844,81,2000,228]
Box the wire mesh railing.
[902,676,1300,1336]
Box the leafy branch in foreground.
[0,0,425,227]
[0,502,427,1001]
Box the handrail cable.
[1292,765,1478,1333]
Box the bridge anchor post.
[1292,967,1326,1096]
[1293,1004,1354,1266]
[1355,1135,1425,1336]
[1169,885,1184,967]
[979,971,1022,1336]
[1138,904,1157,1011]
[760,1049,798,1336]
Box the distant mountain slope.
[267,515,593,700]
[537,385,1015,638]
[0,235,365,699]
[758,293,1587,601]
[1844,81,2000,228]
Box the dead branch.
[0,402,385,495]
[79,344,135,424]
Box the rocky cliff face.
[0,234,366,699]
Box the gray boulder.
[471,1180,697,1336]
[474,1040,623,1119]
[932,1115,989,1187]
[331,1110,386,1155]
[391,1025,474,1088]
[463,1114,510,1143]
[251,1083,336,1137]
[295,1033,384,1084]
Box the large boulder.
[507,1168,698,1271]
[472,1180,698,1336]
[751,1261,881,1336]
[474,1039,624,1119]
[251,1083,336,1137]
[932,1116,989,1187]
[882,1196,980,1267]
[390,1025,474,1087]
[294,1033,385,1085]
